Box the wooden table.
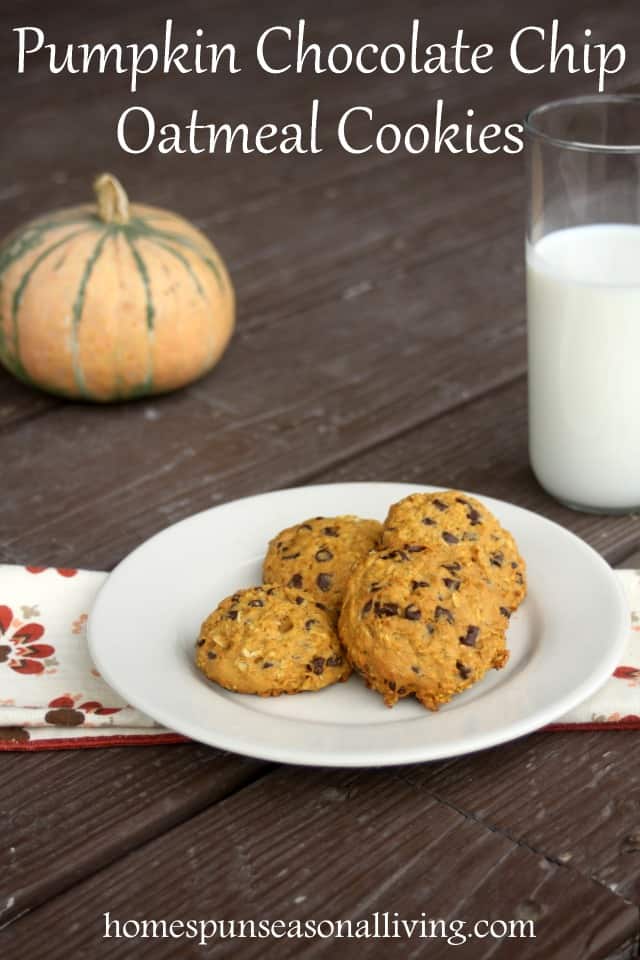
[2,0,640,956]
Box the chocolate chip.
[305,619,319,630]
[405,604,421,620]
[282,552,301,560]
[316,573,332,592]
[516,573,524,585]
[435,606,454,623]
[381,549,409,561]
[407,544,426,553]
[388,680,396,691]
[433,499,448,511]
[511,561,518,569]
[398,686,406,695]
[196,637,205,646]
[460,625,479,647]
[288,574,303,588]
[266,587,276,595]
[323,526,339,537]
[231,593,241,602]
[370,582,382,592]
[442,532,459,544]
[362,599,373,615]
[456,661,472,679]
[443,578,461,591]
[307,657,325,675]
[294,596,305,605]
[442,561,461,573]
[421,516,436,526]
[375,602,400,618]
[411,665,421,674]
[248,599,264,607]
[467,507,482,525]
[500,607,512,619]
[315,548,333,562]
[300,523,313,530]
[227,610,238,621]
[315,602,326,610]
[490,551,504,568]
[207,651,217,659]
[326,655,343,668]
[411,579,430,591]
[262,661,274,669]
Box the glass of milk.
[526,95,640,513]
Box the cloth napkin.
[0,565,184,749]
[0,564,638,750]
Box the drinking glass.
[525,94,640,513]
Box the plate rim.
[88,481,629,767]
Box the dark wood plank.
[0,220,527,570]
[3,0,639,566]
[0,745,267,926]
[1,3,637,568]
[620,548,640,568]
[0,379,58,430]
[408,731,640,907]
[312,377,640,564]
[2,765,637,958]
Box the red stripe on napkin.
[0,732,190,751]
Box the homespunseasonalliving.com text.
[14,18,627,157]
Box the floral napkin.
[0,564,638,750]
[548,568,640,730]
[0,565,184,748]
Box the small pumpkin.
[0,173,235,401]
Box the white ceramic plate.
[88,482,628,767]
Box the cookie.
[381,490,526,611]
[195,584,351,696]
[263,515,382,621]
[339,548,509,710]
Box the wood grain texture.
[411,731,640,906]
[313,377,640,564]
[1,3,638,570]
[2,763,638,959]
[0,221,528,569]
[0,745,267,926]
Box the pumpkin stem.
[93,173,130,225]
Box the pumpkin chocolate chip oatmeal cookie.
[380,490,526,611]
[339,548,508,710]
[263,515,382,621]
[196,585,350,696]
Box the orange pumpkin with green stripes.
[0,173,235,401]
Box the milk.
[527,224,640,511]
